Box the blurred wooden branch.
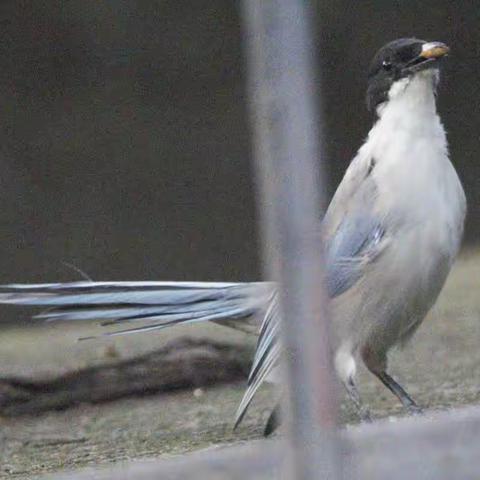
[0,337,252,416]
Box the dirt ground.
[0,249,479,479]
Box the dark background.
[0,1,478,300]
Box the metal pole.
[241,1,340,478]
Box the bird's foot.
[407,404,424,416]
[358,407,373,423]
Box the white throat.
[358,69,455,222]
[377,69,439,120]
[365,70,446,165]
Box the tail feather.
[0,279,280,427]
[0,281,271,339]
[234,291,281,429]
[0,287,239,306]
[79,307,258,340]
[0,281,237,291]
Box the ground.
[0,249,479,479]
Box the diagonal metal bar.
[241,0,341,478]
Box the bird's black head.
[366,38,449,112]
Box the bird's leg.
[375,371,423,415]
[344,377,372,422]
[361,344,422,415]
[263,404,281,436]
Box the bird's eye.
[382,60,392,71]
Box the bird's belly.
[332,218,455,357]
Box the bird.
[0,38,466,435]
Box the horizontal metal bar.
[49,406,480,480]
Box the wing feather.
[235,154,390,424]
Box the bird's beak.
[404,41,450,74]
[419,42,450,60]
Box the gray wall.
[0,1,477,302]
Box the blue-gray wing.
[324,212,385,297]
[234,156,388,426]
[323,155,386,297]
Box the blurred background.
[0,0,478,305]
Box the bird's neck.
[366,73,445,159]
[359,72,449,193]
[376,73,439,127]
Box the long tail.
[0,280,273,338]
[0,279,280,426]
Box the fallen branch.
[0,337,252,416]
